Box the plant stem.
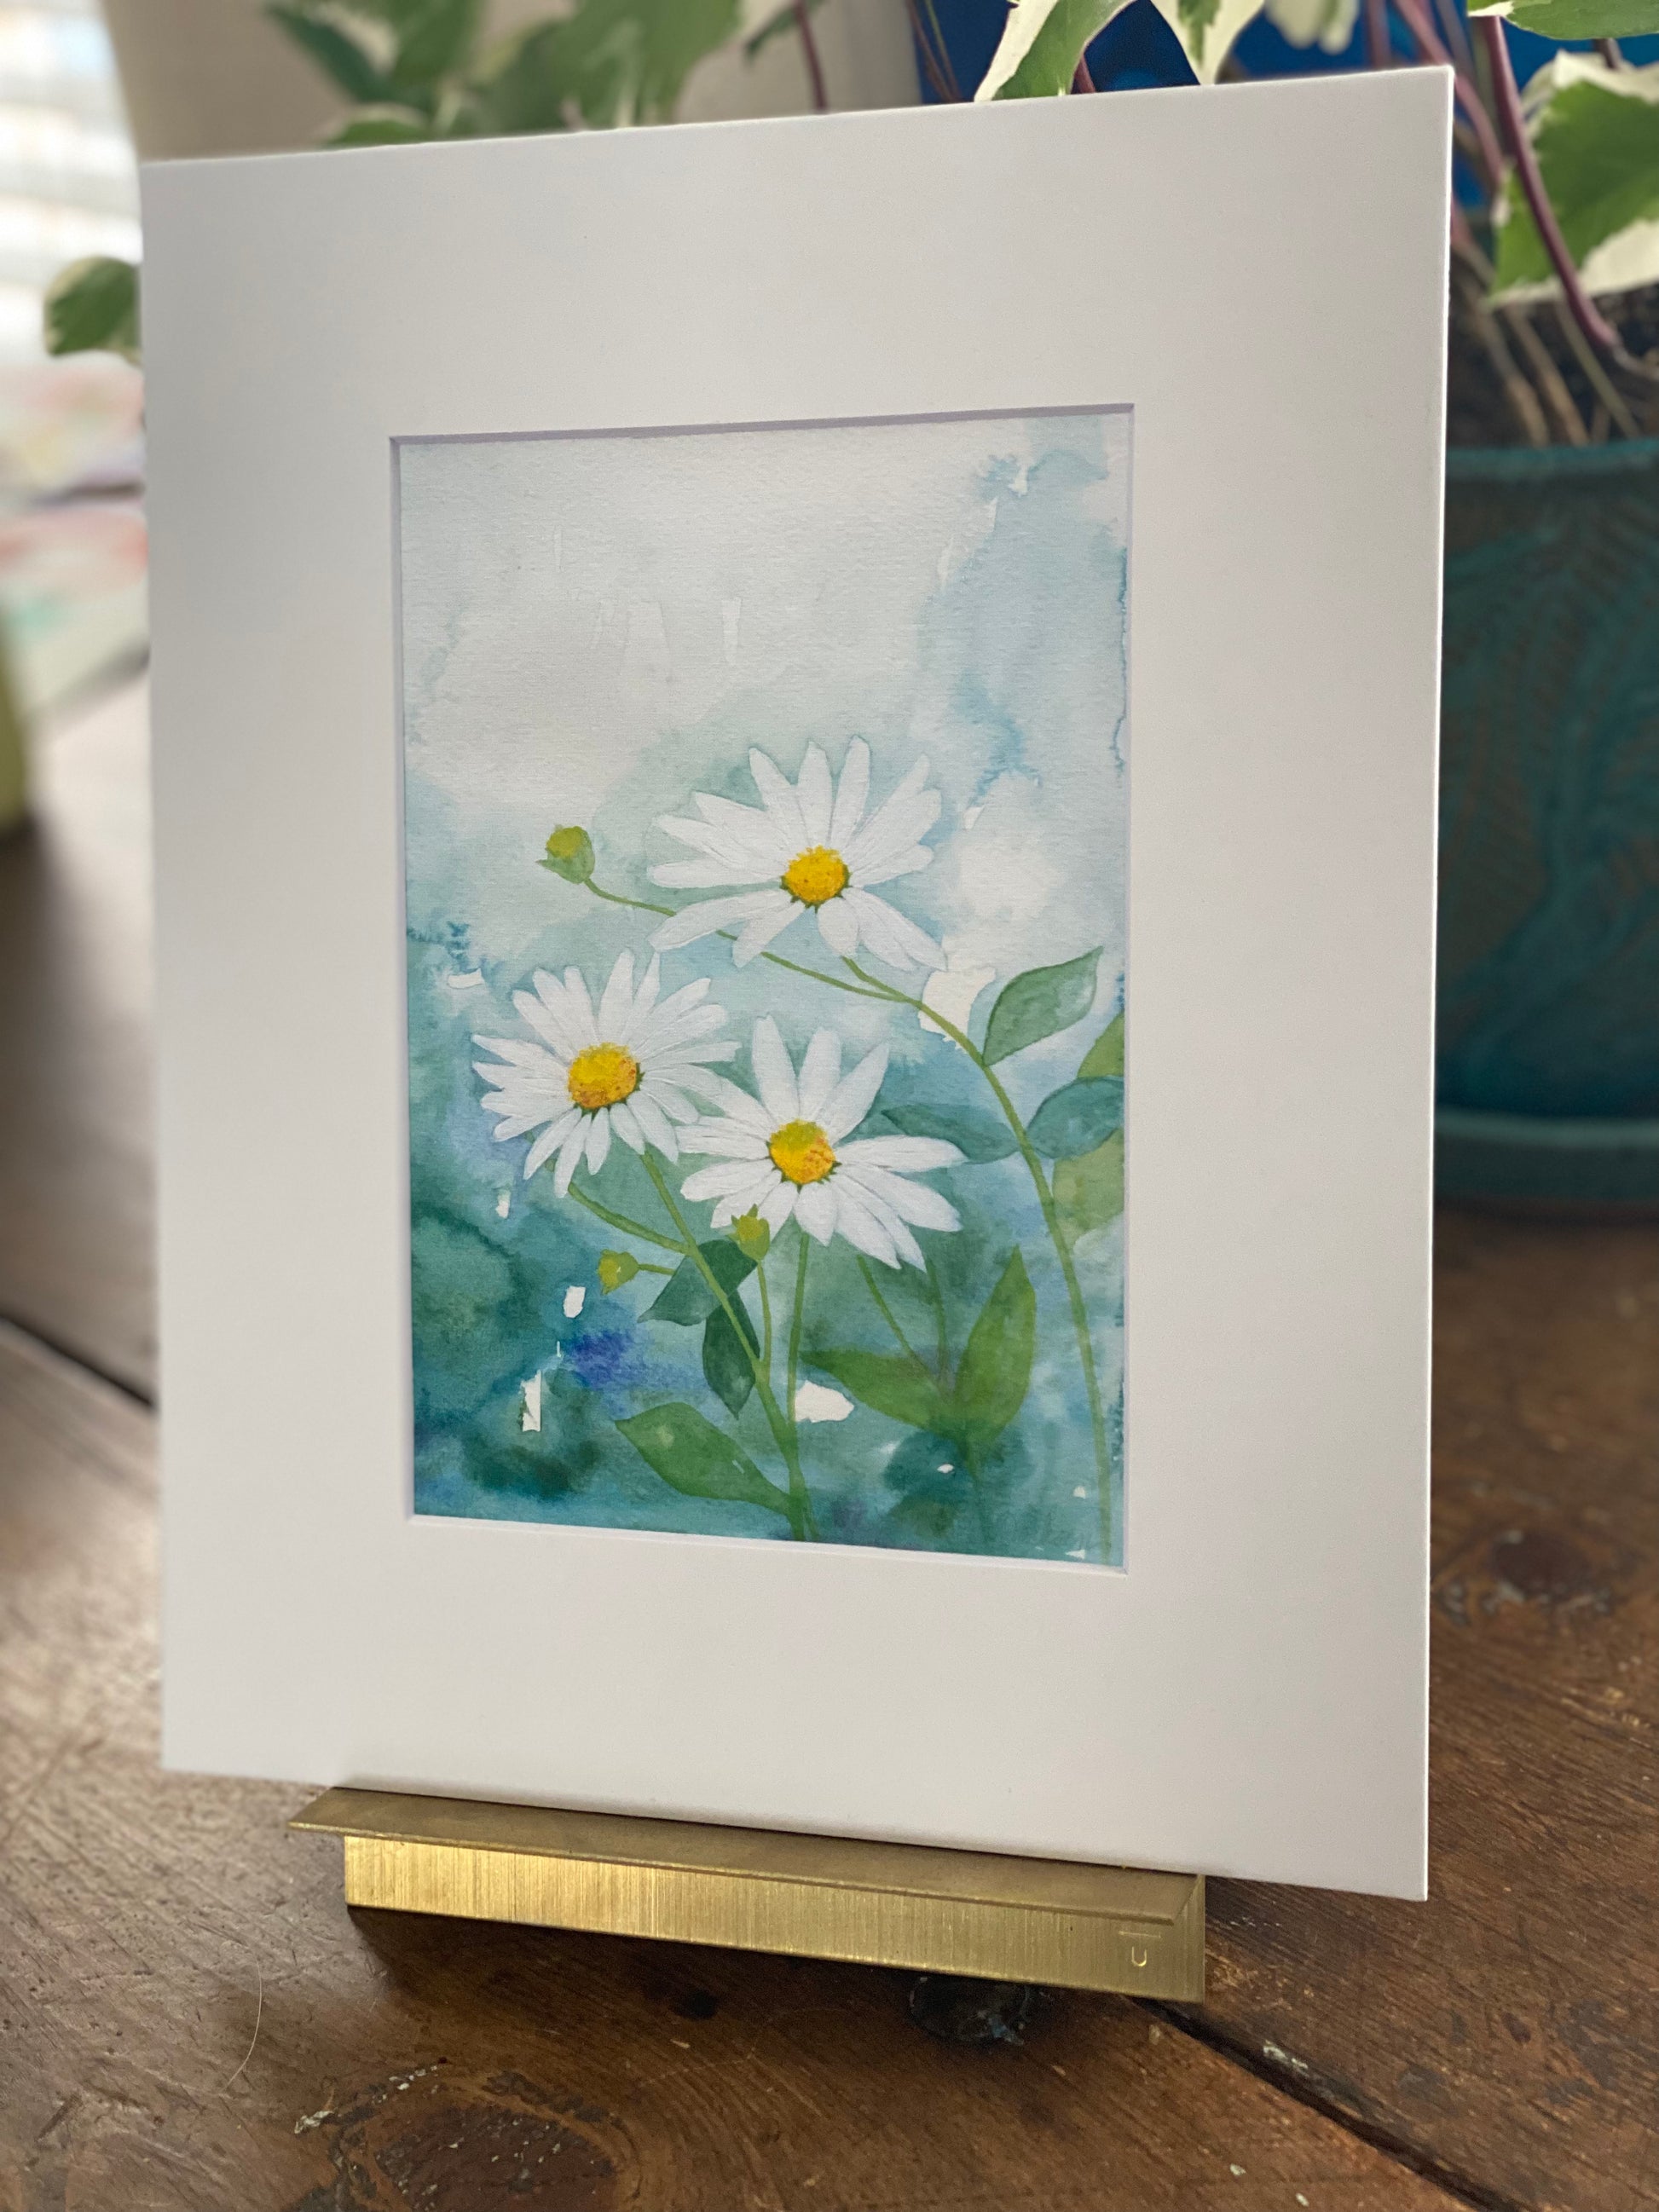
[919,0,961,95]
[586,879,675,918]
[568,1181,685,1254]
[904,0,956,99]
[923,1254,951,1386]
[1477,16,1639,371]
[793,0,830,109]
[1502,302,1588,446]
[785,1230,818,1538]
[757,1256,775,1376]
[1363,0,1390,67]
[858,1255,930,1375]
[844,959,1113,1558]
[643,1153,818,1539]
[1072,51,1095,92]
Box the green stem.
[858,1255,929,1377]
[844,959,1113,1560]
[785,1231,817,1539]
[568,1181,683,1255]
[643,1154,818,1541]
[923,1253,951,1388]
[756,1256,775,1377]
[586,879,674,918]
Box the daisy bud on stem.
[598,1250,639,1294]
[731,1210,772,1262]
[541,825,595,884]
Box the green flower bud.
[730,1210,772,1262]
[598,1250,639,1295]
[541,825,595,883]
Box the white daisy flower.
[679,1017,964,1270]
[474,950,737,1196]
[648,739,946,973]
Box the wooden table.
[2,683,1654,2212]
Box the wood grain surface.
[2,681,1655,2212]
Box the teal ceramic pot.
[1436,436,1659,1210]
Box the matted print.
[400,408,1129,1562]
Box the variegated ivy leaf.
[1264,0,1359,50]
[1488,55,1659,303]
[1470,0,1659,34]
[975,0,1263,98]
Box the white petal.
[796,743,834,845]
[651,858,782,890]
[641,1079,702,1124]
[731,893,801,967]
[652,891,788,954]
[622,954,662,1038]
[691,791,795,863]
[847,788,942,877]
[477,1033,562,1072]
[818,1041,887,1142]
[828,1179,899,1267]
[838,1135,964,1172]
[552,1121,587,1197]
[563,967,601,1047]
[854,845,934,890]
[525,970,592,1056]
[751,1017,800,1124]
[841,1158,962,1233]
[597,950,634,1041]
[829,738,870,849]
[584,1112,611,1175]
[749,748,811,851]
[523,1108,581,1178]
[514,990,583,1060]
[629,1089,678,1158]
[683,1158,777,1202]
[843,757,936,864]
[711,1169,780,1227]
[688,1075,773,1132]
[843,887,944,973]
[677,1119,770,1160]
[609,1099,645,1154]
[758,1175,797,1233]
[796,1029,842,1121]
[485,1110,544,1142]
[795,1181,838,1244]
[815,895,859,957]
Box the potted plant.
[51,0,1659,1202]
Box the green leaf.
[807,1347,947,1432]
[265,4,393,100]
[1263,0,1363,49]
[42,257,138,362]
[1028,1077,1124,1160]
[702,1300,758,1417]
[324,103,436,145]
[648,1239,756,1325]
[1153,0,1264,76]
[1054,1129,1124,1247]
[477,0,742,133]
[951,1251,1035,1445]
[1474,0,1659,32]
[982,947,1101,1066]
[1078,1012,1124,1081]
[877,1101,1018,1164]
[978,0,1125,98]
[616,1403,789,1515]
[1492,72,1659,298]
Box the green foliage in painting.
[616,1403,791,1514]
[409,1207,539,1422]
[43,257,138,362]
[598,1249,640,1294]
[702,1299,760,1416]
[1054,1129,1124,1245]
[648,1239,757,1325]
[1027,1076,1124,1159]
[950,1251,1037,1445]
[1078,1012,1124,1080]
[808,1346,948,1432]
[982,948,1101,1066]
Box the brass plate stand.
[292,1789,1204,1999]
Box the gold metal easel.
[292,1789,1204,1999]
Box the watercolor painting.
[399,408,1129,1563]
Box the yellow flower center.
[781,845,850,908]
[769,1118,836,1187]
[567,1042,639,1113]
